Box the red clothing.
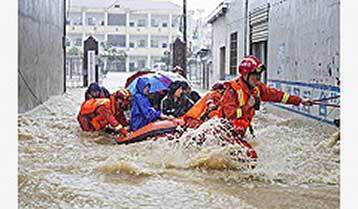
[183,90,223,128]
[216,77,301,136]
[184,90,222,120]
[77,97,128,132]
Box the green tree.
[100,41,127,71]
[67,47,81,56]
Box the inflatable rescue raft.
[115,119,257,163]
[116,119,185,144]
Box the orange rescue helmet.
[238,55,265,76]
[112,87,131,101]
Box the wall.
[264,0,340,124]
[224,0,246,77]
[210,0,246,84]
[211,14,227,84]
[18,0,65,113]
[210,0,340,124]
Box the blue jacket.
[130,77,162,131]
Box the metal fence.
[66,55,107,88]
[66,55,84,88]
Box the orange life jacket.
[213,78,260,135]
[184,90,222,121]
[229,79,259,123]
[77,98,114,131]
[217,77,301,136]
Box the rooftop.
[69,0,181,11]
[206,0,230,24]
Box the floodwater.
[18,73,339,209]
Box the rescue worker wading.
[77,88,131,136]
[215,55,312,137]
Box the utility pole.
[183,0,187,43]
[244,0,248,56]
[182,0,187,77]
[63,0,67,93]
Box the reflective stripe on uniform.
[236,108,242,118]
[236,89,245,118]
[237,89,245,107]
[281,93,290,103]
[96,98,110,106]
[254,86,260,97]
[115,124,123,129]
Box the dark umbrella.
[124,70,155,88]
[127,73,170,94]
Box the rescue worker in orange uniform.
[77,87,132,136]
[183,81,226,128]
[215,55,312,137]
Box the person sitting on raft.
[148,89,168,111]
[183,81,226,128]
[84,82,111,100]
[178,81,201,115]
[77,87,131,136]
[181,81,201,103]
[161,81,189,118]
[130,77,172,131]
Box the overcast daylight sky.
[158,0,223,17]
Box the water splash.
[18,84,339,209]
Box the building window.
[74,38,82,46]
[162,43,167,48]
[69,12,82,25]
[129,42,135,48]
[151,40,159,48]
[138,39,146,48]
[138,60,146,69]
[137,19,146,27]
[108,14,126,26]
[129,62,136,71]
[171,15,179,28]
[108,35,126,47]
[87,17,96,26]
[65,38,71,47]
[129,22,135,27]
[162,22,168,27]
[151,19,159,27]
[230,32,238,75]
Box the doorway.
[251,41,268,83]
[219,46,226,80]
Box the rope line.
[18,68,53,112]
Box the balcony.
[127,48,167,57]
[66,25,181,36]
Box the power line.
[18,68,41,104]
[18,68,53,112]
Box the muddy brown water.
[18,75,339,209]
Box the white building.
[187,9,212,53]
[208,0,339,125]
[66,0,182,72]
[184,9,213,86]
